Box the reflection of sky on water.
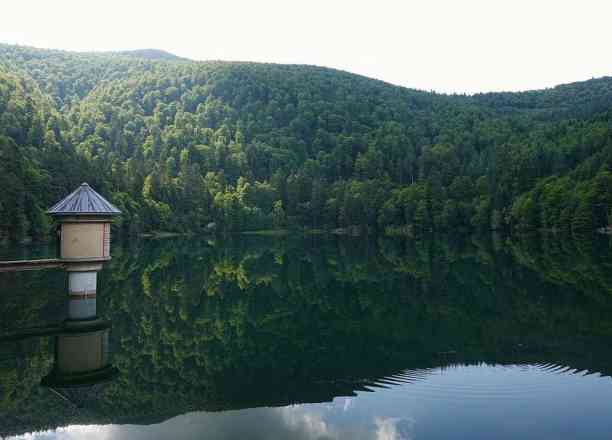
[10,364,612,440]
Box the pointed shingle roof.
[47,183,121,217]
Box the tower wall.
[60,221,110,261]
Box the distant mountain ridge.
[112,48,187,61]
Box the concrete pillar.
[65,262,102,321]
[68,270,97,320]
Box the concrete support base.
[68,271,97,320]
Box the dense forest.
[1,44,611,240]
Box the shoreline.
[3,225,611,246]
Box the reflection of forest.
[1,234,612,436]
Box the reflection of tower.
[41,321,118,407]
[0,183,122,407]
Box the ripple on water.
[359,363,612,407]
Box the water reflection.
[0,267,118,435]
[1,234,612,439]
[11,364,612,440]
[41,321,117,408]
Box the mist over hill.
[113,48,187,61]
[0,43,610,240]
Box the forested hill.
[1,43,611,240]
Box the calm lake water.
[1,234,612,439]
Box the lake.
[1,234,612,439]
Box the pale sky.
[2,0,612,93]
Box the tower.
[47,183,121,321]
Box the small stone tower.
[48,182,121,262]
[47,183,121,321]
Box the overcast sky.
[2,0,612,93]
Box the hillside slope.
[0,44,611,240]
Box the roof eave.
[47,211,121,217]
